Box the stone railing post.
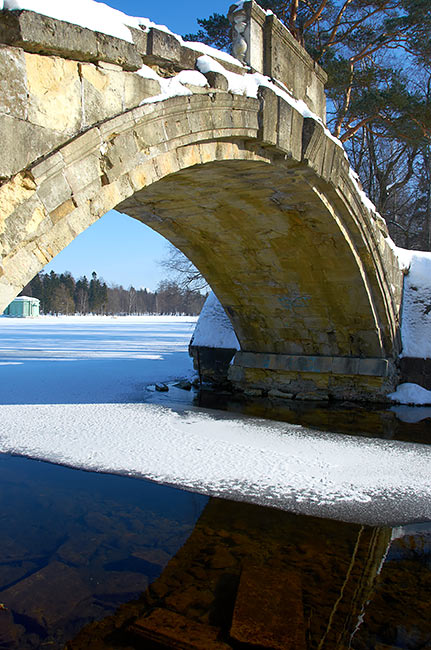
[228,0,328,122]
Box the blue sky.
[45,0,230,290]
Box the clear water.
[0,316,429,648]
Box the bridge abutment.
[229,352,397,402]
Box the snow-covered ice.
[0,315,430,526]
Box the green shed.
[3,296,40,318]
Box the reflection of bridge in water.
[0,1,415,402]
[67,497,430,650]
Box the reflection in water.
[0,451,429,648]
[0,454,207,649]
[192,388,431,446]
[66,498,431,650]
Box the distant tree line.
[19,271,206,316]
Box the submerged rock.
[155,383,169,392]
[173,380,192,391]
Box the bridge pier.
[229,352,397,402]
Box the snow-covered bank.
[398,250,431,359]
[388,383,431,406]
[0,315,430,526]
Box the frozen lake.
[0,315,430,525]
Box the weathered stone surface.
[203,70,229,91]
[0,10,98,60]
[230,565,306,649]
[146,27,182,66]
[258,86,278,146]
[95,31,142,71]
[399,357,431,390]
[124,72,161,110]
[25,52,82,133]
[264,12,327,120]
[0,561,91,627]
[0,45,27,120]
[0,115,64,179]
[130,608,231,649]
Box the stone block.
[302,117,325,174]
[332,356,359,376]
[128,25,148,56]
[61,128,102,166]
[99,130,138,183]
[31,152,64,184]
[268,389,294,399]
[277,96,303,161]
[258,86,278,146]
[134,118,169,149]
[204,71,229,91]
[64,154,102,198]
[37,217,76,259]
[126,161,161,192]
[66,203,94,238]
[25,52,82,133]
[230,565,306,650]
[37,171,72,214]
[99,110,137,142]
[146,27,182,66]
[0,173,36,226]
[124,73,161,110]
[263,11,327,121]
[80,63,124,127]
[95,31,142,71]
[357,358,389,377]
[0,45,27,120]
[0,10,98,62]
[130,608,231,649]
[179,45,200,71]
[0,114,64,179]
[50,199,75,224]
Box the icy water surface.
[0,315,430,648]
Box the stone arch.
[0,92,404,399]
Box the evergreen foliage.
[186,0,431,249]
[19,271,206,316]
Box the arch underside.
[0,94,403,398]
[119,159,388,360]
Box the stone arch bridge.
[0,1,405,401]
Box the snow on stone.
[174,70,209,87]
[388,382,431,406]
[399,250,431,358]
[384,237,414,272]
[3,0,244,68]
[182,42,245,68]
[190,292,240,350]
[0,315,430,526]
[4,0,146,42]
